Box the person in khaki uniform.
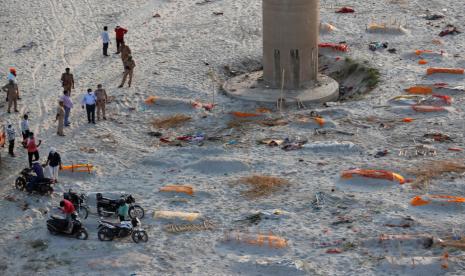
[56,100,65,136]
[95,84,108,120]
[120,43,132,68]
[118,55,135,88]
[2,80,19,113]
[61,68,75,96]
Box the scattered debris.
[147,131,163,137]
[212,12,223,16]
[79,147,97,153]
[336,7,355,14]
[439,25,461,37]
[369,42,388,51]
[14,42,38,53]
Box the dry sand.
[1,0,465,275]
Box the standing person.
[7,68,20,99]
[5,123,16,157]
[21,114,30,145]
[61,90,73,127]
[26,132,41,167]
[120,42,132,68]
[45,147,62,183]
[81,89,96,124]
[56,100,65,136]
[95,84,108,120]
[60,68,75,96]
[101,26,110,56]
[7,68,16,82]
[118,55,136,88]
[114,25,128,54]
[2,80,19,113]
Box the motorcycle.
[96,193,145,219]
[97,218,148,243]
[46,214,88,240]
[63,190,89,219]
[15,168,53,195]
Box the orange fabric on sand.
[406,86,433,94]
[0,132,5,147]
[341,169,406,184]
[231,112,261,118]
[419,60,428,65]
[144,96,157,105]
[313,117,325,127]
[160,185,194,196]
[402,118,414,123]
[427,68,464,75]
[411,195,465,206]
[60,164,94,173]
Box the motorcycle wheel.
[39,184,50,195]
[128,205,145,219]
[131,230,148,243]
[98,227,114,241]
[15,177,26,191]
[75,229,89,240]
[78,206,89,220]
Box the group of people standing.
[2,24,133,182]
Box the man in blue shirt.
[101,26,110,56]
[81,89,97,124]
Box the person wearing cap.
[5,123,16,157]
[114,26,128,54]
[2,79,19,113]
[118,55,136,88]
[81,88,97,124]
[7,68,16,83]
[60,90,73,127]
[60,68,75,96]
[95,84,108,120]
[45,148,62,183]
[56,100,65,136]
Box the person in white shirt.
[21,114,30,144]
[81,89,97,124]
[5,123,16,156]
[101,26,110,56]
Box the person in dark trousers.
[21,114,30,143]
[27,161,44,192]
[81,89,96,124]
[114,26,128,54]
[45,147,62,183]
[5,123,16,157]
[61,68,75,96]
[101,26,110,56]
[26,132,41,167]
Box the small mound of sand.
[185,159,249,175]
[239,175,289,198]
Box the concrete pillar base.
[223,71,339,104]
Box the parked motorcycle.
[97,218,148,243]
[63,189,89,219]
[15,168,53,195]
[46,214,88,240]
[96,193,145,219]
